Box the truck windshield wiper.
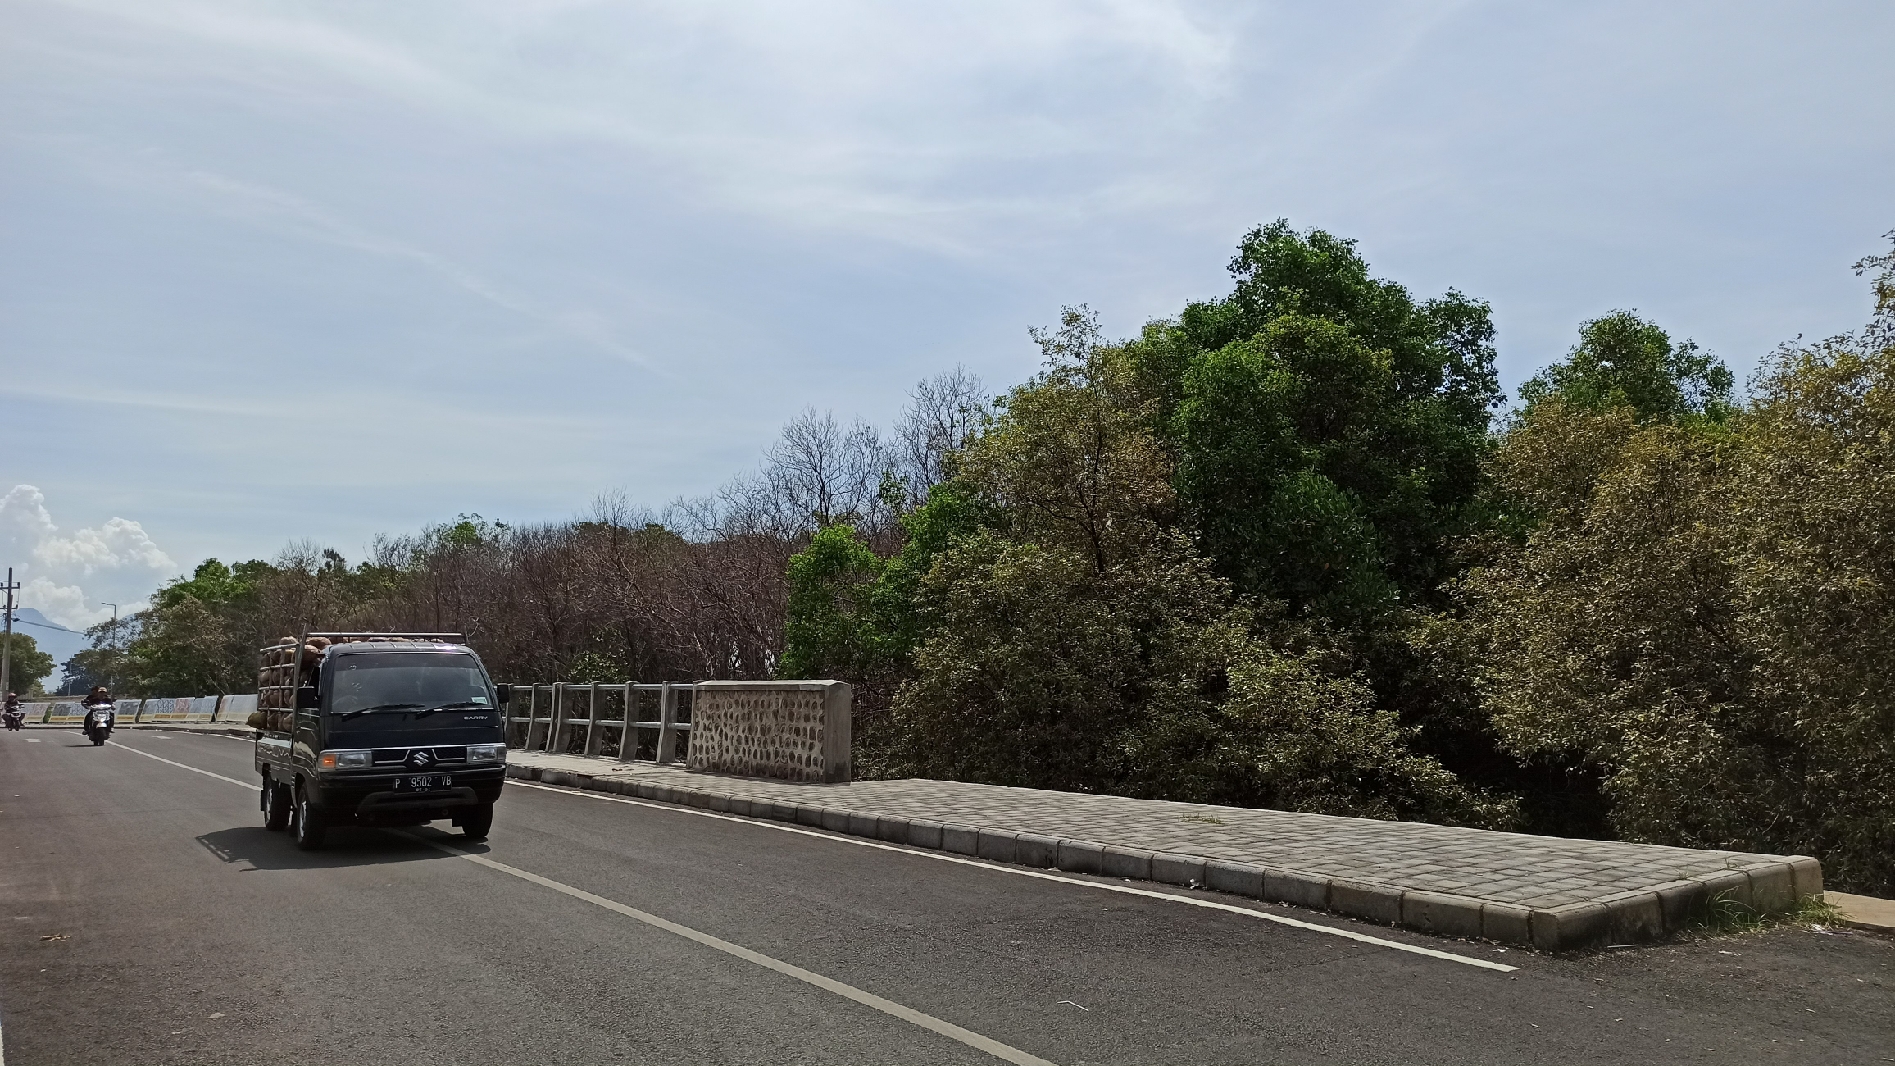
[335,702,424,721]
[411,701,493,719]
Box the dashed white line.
[410,834,1057,1066]
[105,740,253,789]
[103,736,1060,1065]
[508,779,1520,973]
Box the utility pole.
[101,602,120,690]
[1,567,19,697]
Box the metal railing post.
[656,683,677,765]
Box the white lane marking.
[102,737,1516,977]
[510,780,1519,973]
[101,738,1053,1066]
[25,739,38,743]
[410,835,1057,1066]
[106,740,253,789]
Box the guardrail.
[504,683,693,764]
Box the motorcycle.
[83,702,115,745]
[3,706,23,731]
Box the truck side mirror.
[495,684,512,705]
[295,685,320,710]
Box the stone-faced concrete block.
[795,804,826,827]
[1402,890,1484,939]
[1530,902,1607,951]
[1056,839,1104,875]
[942,824,981,856]
[1746,864,1795,914]
[724,796,753,816]
[820,808,852,834]
[1601,891,1664,943]
[1788,856,1823,900]
[1150,852,1206,887]
[702,792,731,813]
[630,781,658,800]
[1015,833,1059,869]
[1102,847,1153,881]
[769,801,800,822]
[1654,879,1710,928]
[847,812,878,838]
[1331,880,1403,925]
[906,818,945,849]
[544,770,576,787]
[875,817,910,844]
[976,830,1020,864]
[1203,861,1265,898]
[1264,869,1329,909]
[1480,902,1532,945]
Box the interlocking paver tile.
[512,752,1812,932]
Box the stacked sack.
[249,636,331,732]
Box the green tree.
[884,309,1506,822]
[1134,220,1502,621]
[780,524,887,682]
[1517,311,1734,424]
[1,632,56,695]
[1467,249,1895,891]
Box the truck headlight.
[318,749,372,770]
[466,743,506,764]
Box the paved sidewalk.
[505,751,1822,951]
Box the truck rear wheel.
[291,785,327,850]
[457,802,494,841]
[262,781,291,831]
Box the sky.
[1,0,1890,631]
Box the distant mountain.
[5,608,92,685]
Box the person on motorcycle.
[82,685,113,734]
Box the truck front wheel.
[456,802,494,841]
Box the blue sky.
[2,0,1890,629]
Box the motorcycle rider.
[81,685,114,735]
[3,691,21,729]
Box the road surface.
[2,728,1889,1065]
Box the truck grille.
[371,746,468,766]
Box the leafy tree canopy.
[2,632,55,695]
[1517,311,1734,425]
[1129,221,1503,622]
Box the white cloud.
[0,485,176,630]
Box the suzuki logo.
[407,750,434,769]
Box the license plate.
[392,774,452,792]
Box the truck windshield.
[328,654,493,716]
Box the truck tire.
[458,802,494,842]
[263,781,291,831]
[291,785,327,850]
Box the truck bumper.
[307,769,505,823]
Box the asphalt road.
[2,727,1889,1066]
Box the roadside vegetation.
[73,225,1895,895]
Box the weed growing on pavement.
[1181,812,1226,825]
[1691,890,1844,937]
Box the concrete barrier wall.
[218,694,257,721]
[688,681,851,783]
[21,694,251,724]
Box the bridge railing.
[503,683,693,764]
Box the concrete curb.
[507,763,1823,951]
